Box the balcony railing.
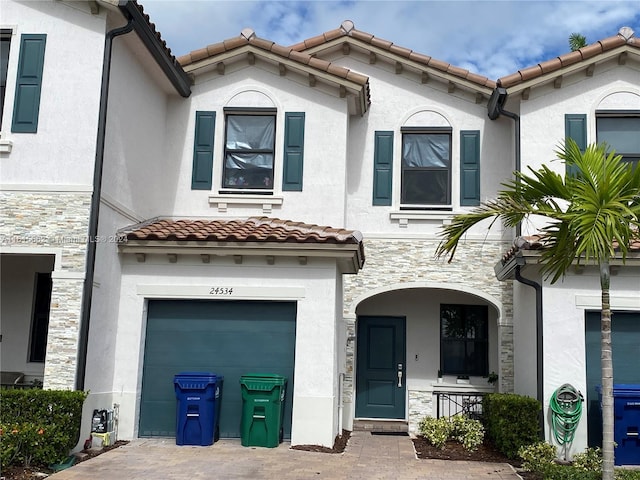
[434,391,486,420]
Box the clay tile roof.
[498,27,638,88]
[500,235,640,265]
[177,31,369,94]
[121,217,364,247]
[290,21,495,89]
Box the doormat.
[371,431,409,436]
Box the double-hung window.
[401,127,452,207]
[596,111,640,168]
[440,304,488,376]
[223,108,276,191]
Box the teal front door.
[355,316,406,419]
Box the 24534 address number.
[210,287,234,295]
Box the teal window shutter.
[282,112,305,191]
[191,111,216,190]
[12,34,46,133]
[460,130,480,206]
[565,114,586,177]
[373,131,394,206]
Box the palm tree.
[436,140,640,480]
[569,33,587,51]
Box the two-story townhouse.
[100,19,513,448]
[490,28,640,464]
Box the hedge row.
[0,389,87,468]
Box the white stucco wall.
[0,0,105,186]
[540,267,640,456]
[102,255,344,447]
[163,65,350,227]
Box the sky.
[140,0,640,80]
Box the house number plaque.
[209,287,234,295]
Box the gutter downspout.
[489,87,544,438]
[76,18,134,391]
[515,265,545,440]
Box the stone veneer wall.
[1,191,91,389]
[342,237,514,425]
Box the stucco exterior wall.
[0,0,105,185]
[163,66,350,227]
[109,256,344,447]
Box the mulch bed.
[290,429,351,454]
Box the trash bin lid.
[240,373,287,390]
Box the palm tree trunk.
[600,259,614,480]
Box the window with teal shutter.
[12,34,46,133]
[565,114,586,177]
[460,130,480,206]
[373,131,393,206]
[282,112,305,191]
[191,111,216,190]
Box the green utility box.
[240,374,287,447]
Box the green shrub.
[418,415,484,452]
[518,442,556,472]
[615,470,640,480]
[572,447,602,472]
[0,389,87,468]
[536,463,601,480]
[483,392,541,458]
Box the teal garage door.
[139,300,296,439]
[585,311,640,447]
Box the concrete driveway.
[49,431,522,480]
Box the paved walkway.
[49,432,522,479]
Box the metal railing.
[435,391,486,421]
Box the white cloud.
[141,0,640,79]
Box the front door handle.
[397,363,403,387]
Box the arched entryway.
[350,284,503,433]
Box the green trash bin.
[240,374,287,447]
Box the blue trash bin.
[174,372,224,446]
[595,384,640,466]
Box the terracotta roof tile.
[369,37,394,50]
[120,217,364,248]
[501,235,640,265]
[559,50,582,67]
[425,57,449,72]
[270,43,292,58]
[223,36,249,51]
[323,28,345,42]
[288,50,311,65]
[389,44,413,57]
[408,52,432,64]
[349,30,374,43]
[498,27,638,88]
[539,57,562,74]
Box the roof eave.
[118,240,365,273]
[494,250,640,281]
[118,1,191,97]
[182,45,370,115]
[500,45,639,94]
[301,36,495,96]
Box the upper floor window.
[223,109,276,191]
[401,127,452,207]
[440,304,488,377]
[0,30,12,131]
[596,112,640,168]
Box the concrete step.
[353,419,408,433]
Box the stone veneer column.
[1,191,91,390]
[342,237,515,421]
